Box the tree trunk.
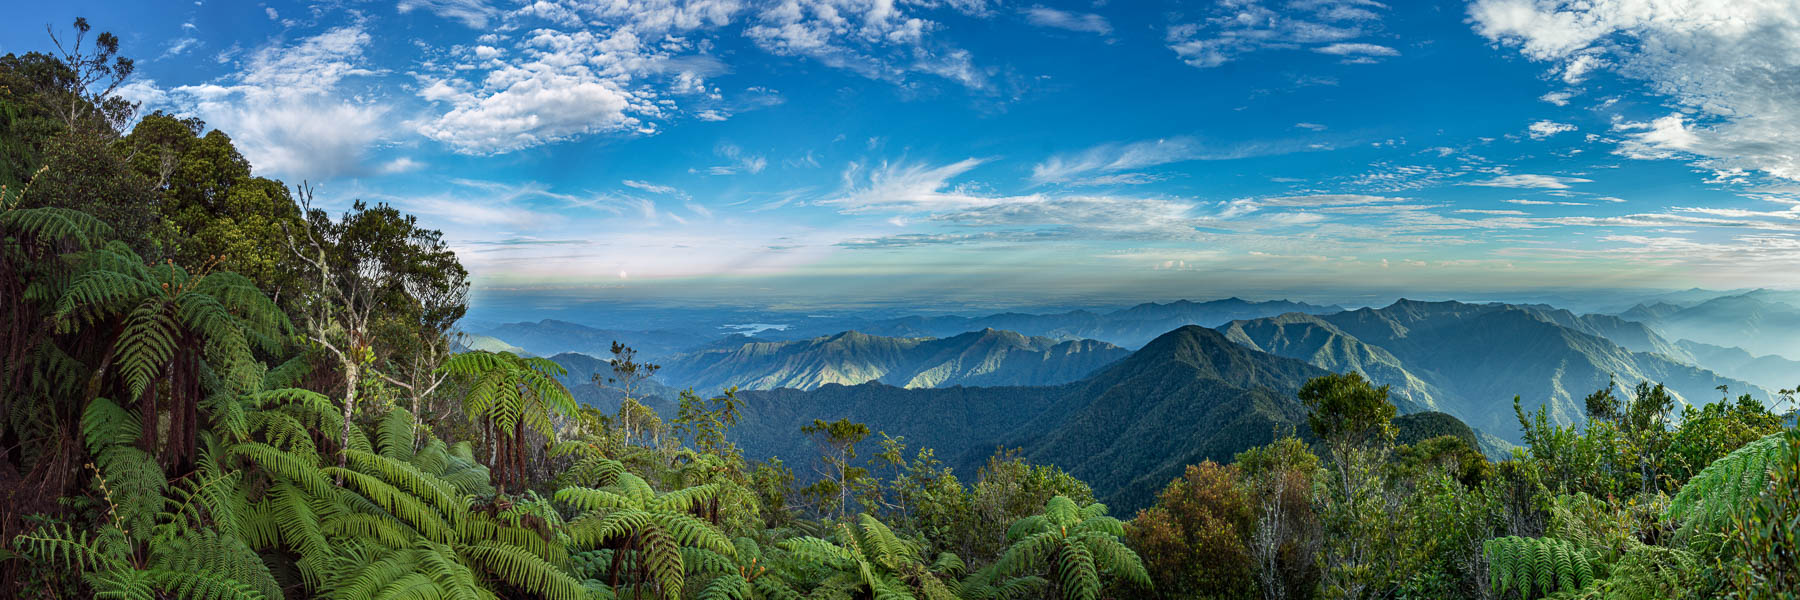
[336,357,359,477]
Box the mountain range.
[1618,290,1800,361]
[1222,299,1763,442]
[807,298,1344,349]
[531,297,1783,510]
[725,326,1329,510]
[655,328,1130,392]
[721,325,1505,511]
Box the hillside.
[657,328,1130,392]
[1219,313,1453,413]
[1011,326,1329,508]
[728,325,1335,511]
[1621,291,1800,360]
[1234,300,1763,442]
[1677,340,1800,392]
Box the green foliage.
[557,460,733,600]
[1126,461,1255,599]
[992,496,1148,600]
[1483,536,1595,599]
[1718,429,1800,598]
[1666,430,1789,551]
[781,513,962,600]
[1301,371,1397,453]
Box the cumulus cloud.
[1527,120,1576,139]
[744,0,993,89]
[147,26,389,180]
[1166,0,1389,68]
[417,27,671,154]
[415,0,982,154]
[1024,6,1111,35]
[398,0,501,28]
[1469,0,1800,181]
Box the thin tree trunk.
[336,357,358,480]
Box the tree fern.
[1482,536,1594,599]
[1666,430,1788,550]
[990,496,1148,600]
[779,514,962,600]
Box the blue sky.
[6,0,1800,310]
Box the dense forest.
[3,18,1798,600]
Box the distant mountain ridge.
[826,298,1345,349]
[1221,299,1764,443]
[474,319,713,359]
[657,328,1131,393]
[1619,291,1800,360]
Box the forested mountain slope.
[1227,300,1763,442]
[728,325,1332,510]
[1011,326,1328,508]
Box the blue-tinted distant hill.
[1221,299,1765,444]
[770,298,1345,349]
[1619,290,1800,360]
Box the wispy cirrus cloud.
[1031,137,1327,185]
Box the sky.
[6,0,1800,312]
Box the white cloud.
[1032,137,1323,185]
[398,0,501,28]
[1539,90,1574,106]
[823,158,1000,213]
[705,143,767,175]
[622,179,680,195]
[379,157,425,174]
[157,26,389,180]
[1504,198,1590,206]
[1166,0,1388,68]
[1527,120,1576,139]
[161,37,201,59]
[1024,6,1111,35]
[1314,42,1399,57]
[417,28,664,154]
[1470,0,1800,181]
[1468,174,1592,189]
[744,0,993,89]
[1295,122,1328,131]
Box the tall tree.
[801,418,870,519]
[286,188,468,472]
[1299,372,1398,600]
[41,17,136,135]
